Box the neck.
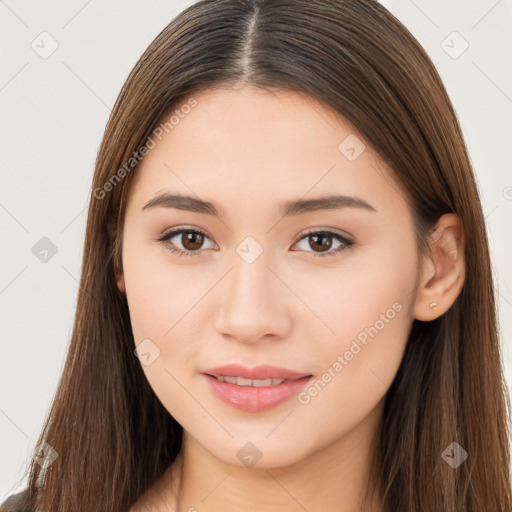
[162,400,384,512]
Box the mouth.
[202,364,313,412]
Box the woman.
[2,0,510,510]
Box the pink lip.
[203,364,310,380]
[203,364,313,412]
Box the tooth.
[236,377,253,386]
[215,376,287,386]
[252,379,272,387]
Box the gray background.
[1,0,511,498]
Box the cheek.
[121,234,212,391]
[291,233,418,347]
[122,247,209,425]
[286,307,411,465]
[294,309,411,456]
[122,235,208,343]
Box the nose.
[214,247,293,345]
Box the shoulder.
[0,488,36,512]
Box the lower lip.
[204,374,313,412]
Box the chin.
[199,434,315,470]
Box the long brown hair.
[7,1,511,510]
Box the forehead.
[127,86,409,217]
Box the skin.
[117,86,465,511]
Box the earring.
[429,302,438,310]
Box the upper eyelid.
[295,227,353,241]
[158,227,216,244]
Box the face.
[117,86,420,468]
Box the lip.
[203,364,311,381]
[203,364,313,412]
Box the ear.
[116,270,126,295]
[413,213,465,321]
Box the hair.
[5,0,511,511]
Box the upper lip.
[203,364,312,381]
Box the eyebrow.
[141,192,376,217]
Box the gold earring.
[429,302,438,310]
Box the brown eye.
[181,231,205,251]
[308,233,333,253]
[156,228,216,257]
[292,230,354,258]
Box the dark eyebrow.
[281,195,376,216]
[142,193,222,216]
[141,193,376,217]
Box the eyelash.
[155,228,354,259]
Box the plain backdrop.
[1,0,511,499]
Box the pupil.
[310,234,332,252]
[183,232,203,251]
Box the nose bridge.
[214,237,292,343]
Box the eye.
[291,230,354,258]
[156,228,216,257]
